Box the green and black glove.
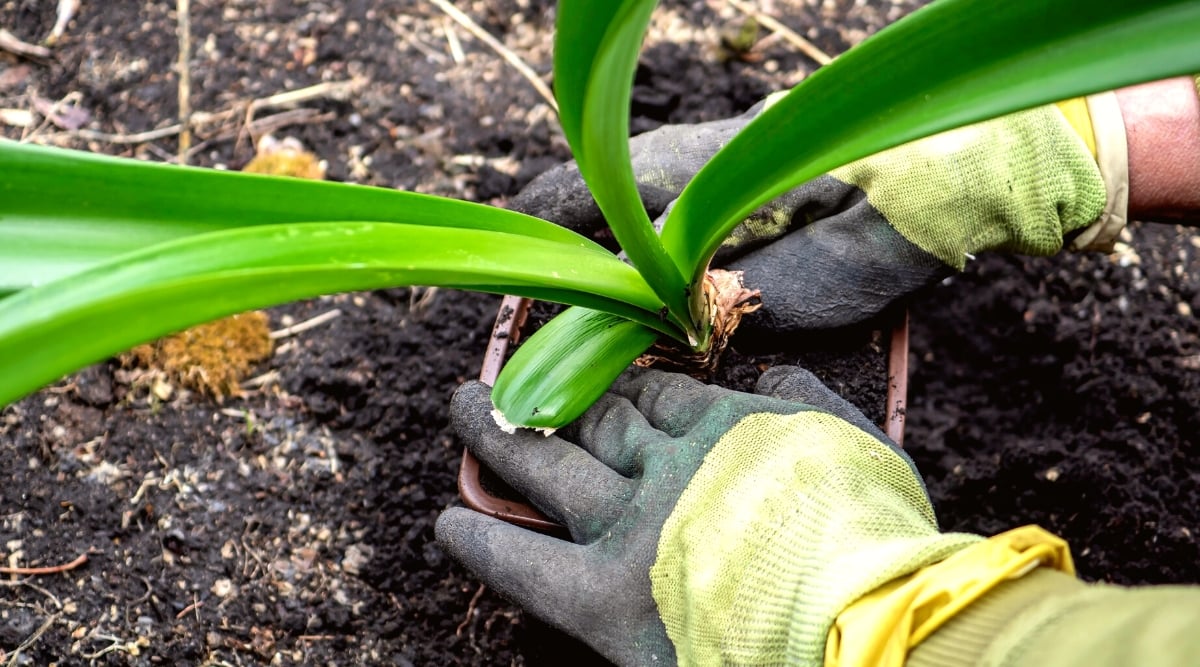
[436,367,985,665]
[439,367,1200,666]
[512,95,1126,345]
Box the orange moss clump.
[120,137,323,401]
[241,135,327,180]
[124,312,273,400]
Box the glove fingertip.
[451,380,495,422]
[435,507,489,554]
[754,365,827,402]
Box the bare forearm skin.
[1116,76,1200,224]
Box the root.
[636,269,761,375]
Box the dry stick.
[387,18,447,64]
[175,595,203,619]
[177,0,192,163]
[726,0,832,66]
[50,82,352,145]
[238,79,362,152]
[269,309,343,340]
[78,634,138,661]
[189,108,334,158]
[1,580,64,667]
[71,124,185,144]
[443,17,466,64]
[47,0,76,41]
[426,0,558,112]
[243,108,335,136]
[240,370,281,389]
[47,0,79,45]
[0,553,88,576]
[298,634,341,641]
[5,613,59,667]
[0,29,51,59]
[454,584,487,637]
[248,80,363,112]
[0,108,35,128]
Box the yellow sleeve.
[907,568,1200,667]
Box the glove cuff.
[825,525,1076,667]
[1068,91,1130,252]
[650,410,978,665]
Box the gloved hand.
[511,96,1125,345]
[436,367,982,665]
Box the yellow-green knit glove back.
[831,105,1105,270]
[651,412,980,665]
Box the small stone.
[74,365,114,406]
[342,543,373,575]
[211,578,234,598]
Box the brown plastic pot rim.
[458,295,910,531]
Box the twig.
[409,286,440,315]
[269,309,342,340]
[175,595,203,619]
[130,576,154,605]
[426,0,558,112]
[32,80,350,154]
[726,0,833,66]
[240,370,281,389]
[0,553,88,576]
[187,109,335,160]
[0,109,34,128]
[243,108,334,140]
[6,613,59,667]
[177,0,193,162]
[387,18,447,64]
[68,124,184,144]
[0,29,51,59]
[2,580,63,667]
[46,0,80,45]
[238,80,362,152]
[219,408,252,420]
[247,80,362,114]
[454,584,486,636]
[298,634,340,641]
[0,579,64,610]
[442,18,465,64]
[79,634,140,660]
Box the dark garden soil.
[1,1,1197,665]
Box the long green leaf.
[492,306,658,429]
[0,141,605,291]
[661,0,1200,280]
[555,0,693,336]
[0,223,681,407]
[552,1,623,152]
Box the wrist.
[1115,76,1200,223]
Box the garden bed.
[1,0,1196,664]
